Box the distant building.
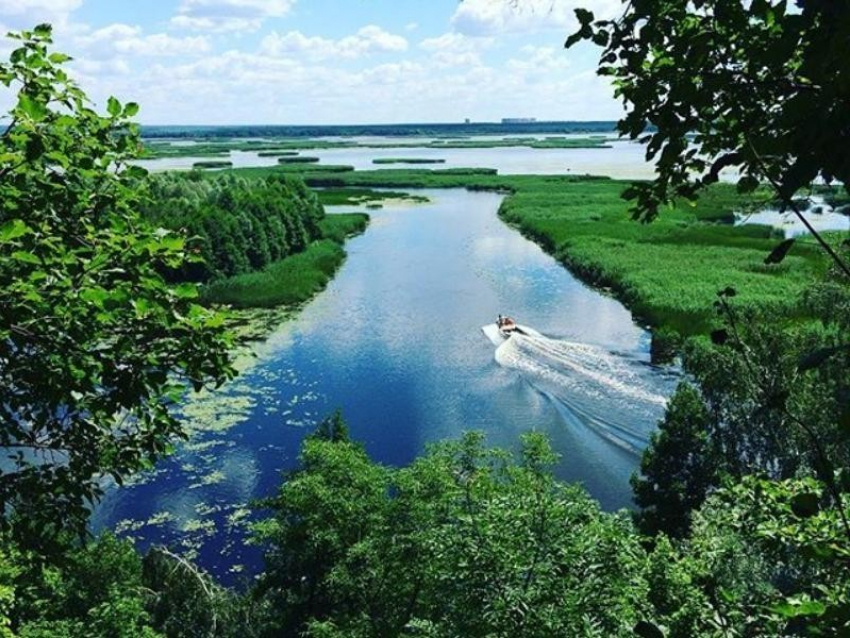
[464,118,471,124]
[502,117,537,124]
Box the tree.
[567,0,850,278]
[0,26,234,549]
[11,534,162,638]
[141,172,324,282]
[252,429,651,637]
[309,409,349,443]
[631,383,716,538]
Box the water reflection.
[96,188,677,583]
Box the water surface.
[136,138,656,180]
[95,189,678,583]
[736,195,850,237]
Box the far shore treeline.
[140,121,619,140]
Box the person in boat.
[498,315,517,332]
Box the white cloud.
[507,45,571,75]
[261,25,407,60]
[78,23,139,42]
[73,57,131,76]
[0,1,622,125]
[0,0,81,15]
[0,0,82,29]
[87,44,619,125]
[405,22,419,32]
[75,23,210,57]
[419,32,493,67]
[451,0,622,36]
[172,0,295,33]
[116,33,211,57]
[420,32,493,53]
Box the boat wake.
[485,327,677,456]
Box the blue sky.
[0,0,624,125]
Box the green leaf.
[123,102,140,117]
[0,219,31,242]
[48,52,71,63]
[107,96,121,117]
[18,94,48,121]
[81,288,110,307]
[173,283,199,299]
[121,165,148,180]
[575,8,595,25]
[33,24,52,38]
[204,312,226,329]
[772,598,826,618]
[11,251,40,264]
[160,236,185,252]
[565,32,585,48]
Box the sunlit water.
[94,188,679,584]
[736,195,850,237]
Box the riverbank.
[202,212,368,310]
[222,165,830,343]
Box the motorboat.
[481,316,542,345]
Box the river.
[94,187,680,584]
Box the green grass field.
[202,213,368,308]
[489,178,824,335]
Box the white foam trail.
[488,328,676,454]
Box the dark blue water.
[94,189,678,584]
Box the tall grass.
[319,213,369,242]
[202,213,368,308]
[202,240,345,308]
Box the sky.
[0,0,625,125]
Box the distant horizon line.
[140,120,619,128]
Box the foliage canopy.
[567,0,850,275]
[0,25,234,548]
